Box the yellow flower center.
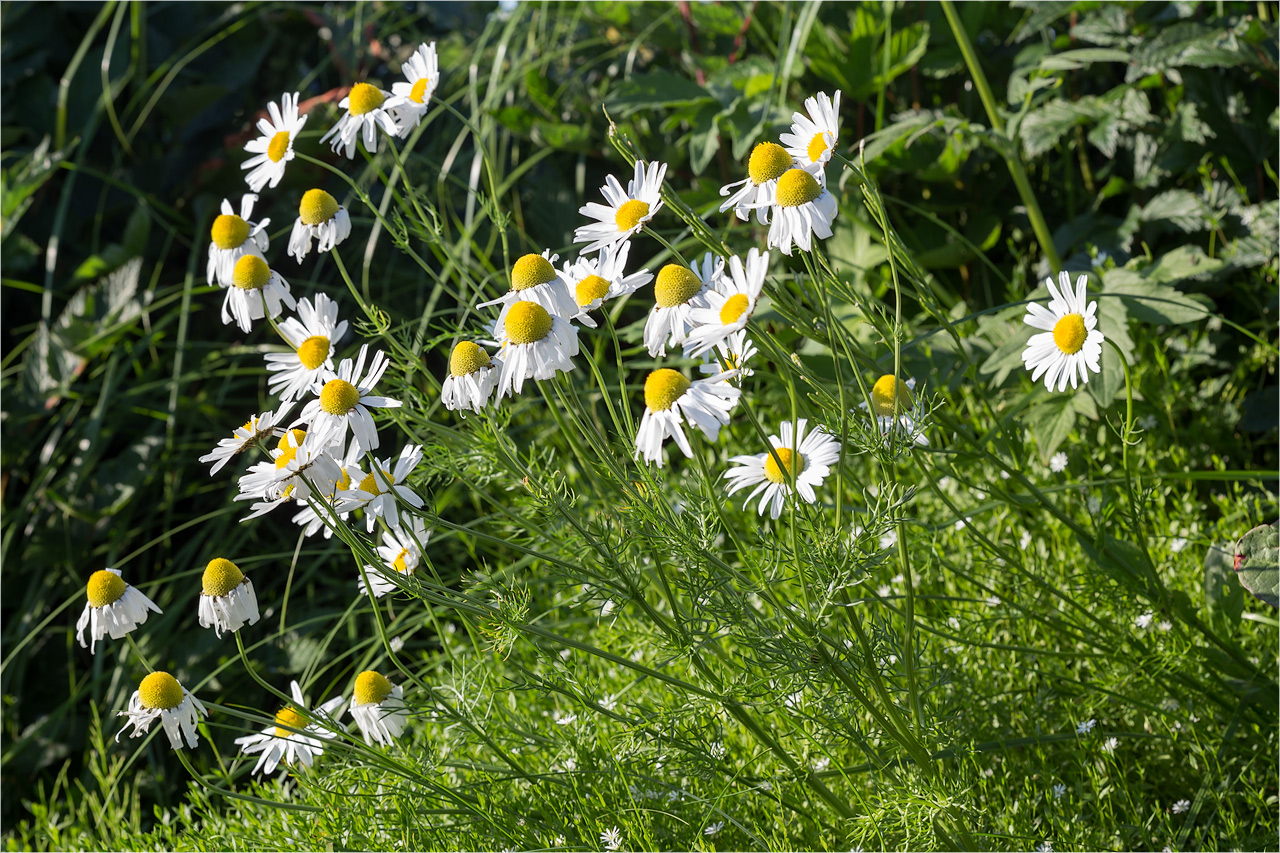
[334,466,352,493]
[763,447,804,484]
[238,415,259,435]
[807,133,829,164]
[202,557,245,597]
[1052,313,1087,355]
[614,199,650,232]
[299,188,340,226]
[86,570,127,608]
[358,469,392,495]
[775,169,822,208]
[297,336,330,370]
[504,301,553,345]
[274,706,308,738]
[450,341,491,376]
[654,264,702,308]
[275,429,306,468]
[511,254,556,291]
[354,670,394,705]
[408,77,430,104]
[232,255,271,291]
[575,274,610,307]
[392,548,413,574]
[347,82,385,116]
[719,293,751,326]
[267,130,291,163]
[871,374,914,418]
[139,672,185,711]
[747,141,792,185]
[211,214,250,250]
[320,379,361,415]
[644,369,691,412]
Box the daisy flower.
[574,159,666,255]
[780,90,841,171]
[76,568,162,654]
[116,671,208,750]
[683,248,769,358]
[698,330,759,381]
[861,375,928,446]
[561,241,653,327]
[198,403,292,476]
[477,251,578,320]
[206,193,269,286]
[234,680,345,775]
[719,141,799,224]
[320,81,399,158]
[643,254,721,357]
[349,670,409,746]
[299,344,402,453]
[359,518,430,598]
[241,91,308,192]
[264,293,349,402]
[765,168,838,256]
[442,341,501,413]
[335,443,425,532]
[236,430,342,520]
[288,188,353,263]
[197,557,260,638]
[492,301,580,398]
[222,255,296,334]
[1021,271,1105,392]
[634,368,741,467]
[723,418,841,519]
[388,42,439,134]
[291,439,361,538]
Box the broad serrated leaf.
[1141,189,1209,232]
[1025,394,1075,464]
[1234,522,1279,608]
[1020,97,1105,159]
[1102,273,1211,325]
[603,69,714,117]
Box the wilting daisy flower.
[561,241,653,326]
[76,568,162,654]
[299,344,401,452]
[442,341,501,413]
[724,418,841,519]
[684,248,769,358]
[780,90,841,171]
[861,375,928,446]
[643,254,720,357]
[492,302,580,398]
[634,368,741,467]
[206,193,269,286]
[221,255,296,334]
[600,826,623,852]
[765,168,838,256]
[264,293,349,402]
[116,671,208,750]
[360,518,430,598]
[234,680,345,775]
[320,82,399,158]
[388,42,438,134]
[241,91,308,192]
[199,403,292,476]
[699,330,758,381]
[335,443,425,532]
[477,252,578,320]
[197,557,260,637]
[719,141,798,224]
[288,188,353,263]
[291,439,360,538]
[349,670,409,746]
[575,159,666,255]
[1021,272,1105,392]
[236,430,342,519]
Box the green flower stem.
[123,632,153,672]
[174,749,323,813]
[233,630,294,707]
[643,225,690,268]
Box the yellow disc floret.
[392,548,413,574]
[299,189,340,226]
[644,369,691,412]
[807,132,829,164]
[1052,313,1087,355]
[267,130,291,163]
[211,214,250,250]
[274,705,307,738]
[654,264,703,308]
[320,379,361,415]
[871,374,914,418]
[275,429,306,468]
[357,469,391,496]
[575,275,611,307]
[614,199,650,232]
[347,82,385,116]
[450,341,491,377]
[511,254,556,291]
[86,570,127,608]
[296,336,331,370]
[354,670,394,706]
[719,293,751,326]
[763,447,804,484]
[408,77,431,104]
[138,672,185,711]
[232,255,271,291]
[503,302,553,345]
[202,557,245,597]
[775,169,822,208]
[747,141,792,186]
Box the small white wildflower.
[1076,719,1096,735]
[600,826,622,851]
[1052,783,1066,799]
[1049,452,1068,473]
[1135,612,1154,630]
[1170,537,1188,553]
[1158,620,1172,632]
[1036,842,1053,853]
[1087,495,1102,514]
[1102,736,1118,754]
[1139,414,1158,430]
[1019,531,1033,551]
[1171,799,1190,814]
[704,822,724,838]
